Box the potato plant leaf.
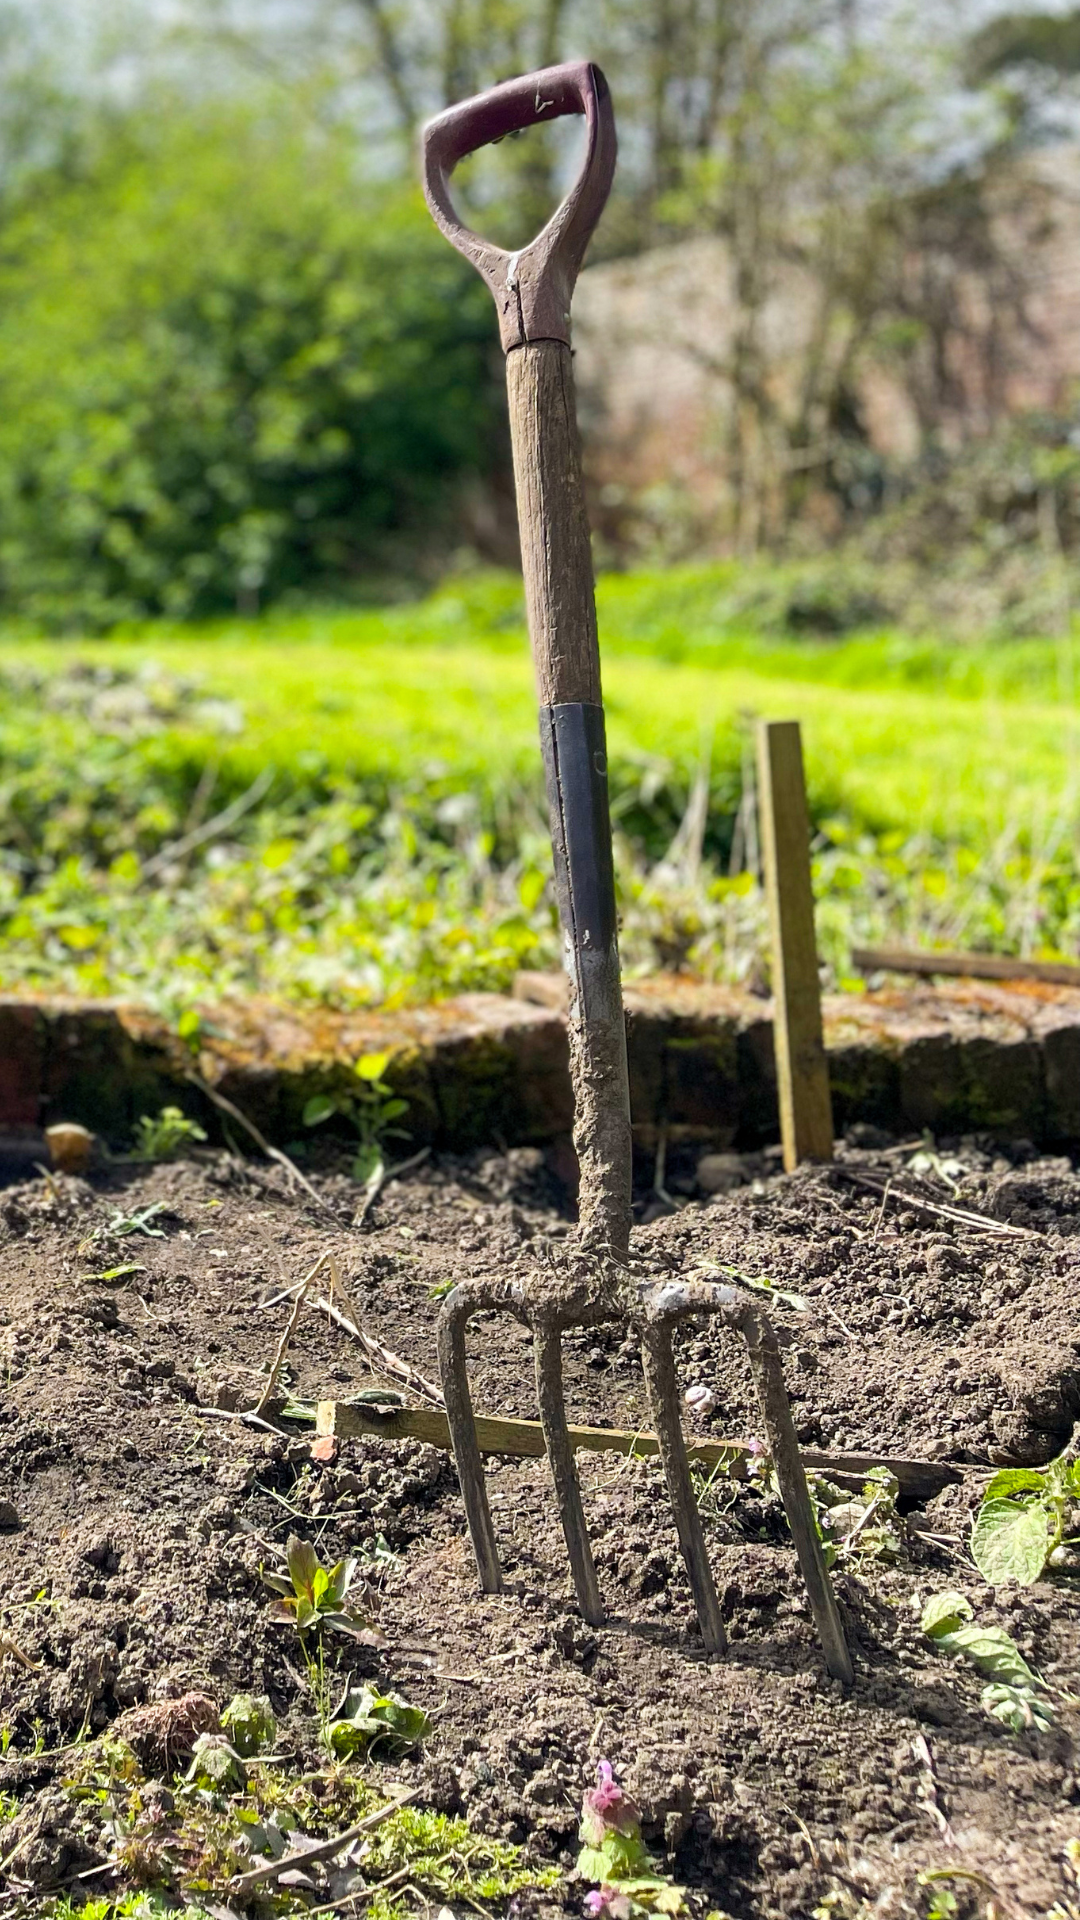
[327,1685,429,1758]
[971,1498,1050,1587]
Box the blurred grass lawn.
[14,564,1080,848]
[7,564,1080,1016]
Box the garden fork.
[422,64,852,1684]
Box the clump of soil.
[0,1138,1077,1917]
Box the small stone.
[117,1368,142,1390]
[46,1122,95,1174]
[0,1501,20,1530]
[145,1357,175,1379]
[685,1383,718,1416]
[311,1435,339,1465]
[696,1152,749,1195]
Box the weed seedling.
[922,1590,1055,1732]
[98,1201,171,1241]
[970,1443,1080,1587]
[577,1760,686,1917]
[325,1682,429,1760]
[130,1106,207,1161]
[262,1534,381,1740]
[219,1694,276,1759]
[813,1468,903,1571]
[302,1050,409,1182]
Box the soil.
[0,1132,1078,1918]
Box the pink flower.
[580,1760,642,1847]
[584,1888,633,1919]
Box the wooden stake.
[757,720,834,1170]
[315,1400,957,1502]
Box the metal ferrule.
[538,701,620,1021]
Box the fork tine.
[534,1318,605,1625]
[739,1307,854,1687]
[437,1287,502,1594]
[639,1323,727,1654]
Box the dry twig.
[185,1070,340,1221]
[253,1252,328,1416]
[314,1257,444,1407]
[832,1165,1042,1240]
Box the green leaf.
[302,1094,336,1127]
[325,1556,356,1606]
[983,1468,1047,1501]
[327,1685,429,1758]
[352,1144,383,1183]
[78,1263,146,1283]
[938,1623,1042,1689]
[286,1534,319,1603]
[980,1681,1055,1734]
[576,1830,652,1883]
[971,1498,1050,1587]
[381,1098,409,1120]
[921,1590,973,1639]
[221,1694,276,1758]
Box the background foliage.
[0,95,504,627]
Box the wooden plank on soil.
[315,1400,957,1500]
[757,720,834,1170]
[852,944,1080,990]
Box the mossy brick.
[0,1000,48,1129]
[38,1003,178,1142]
[898,1030,966,1133]
[660,1020,740,1137]
[1031,1009,1080,1145]
[735,1014,779,1145]
[956,1034,1043,1138]
[826,1038,902,1134]
[425,994,569,1148]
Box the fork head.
[436,1262,853,1685]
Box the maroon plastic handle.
[422,61,616,353]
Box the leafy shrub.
[0,96,503,627]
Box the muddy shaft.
[507,340,631,1260]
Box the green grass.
[5,562,1080,1025]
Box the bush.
[0,96,504,627]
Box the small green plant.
[691,1260,809,1313]
[326,1683,430,1760]
[262,1534,381,1740]
[812,1467,903,1571]
[262,1534,380,1642]
[302,1051,409,1182]
[220,1694,276,1758]
[921,1590,1055,1733]
[186,1733,247,1795]
[130,1106,207,1162]
[99,1201,170,1240]
[77,1263,147,1285]
[970,1446,1080,1587]
[577,1761,686,1918]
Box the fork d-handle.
[422,65,631,1258]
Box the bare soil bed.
[0,1135,1078,1919]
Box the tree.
[0,93,505,626]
